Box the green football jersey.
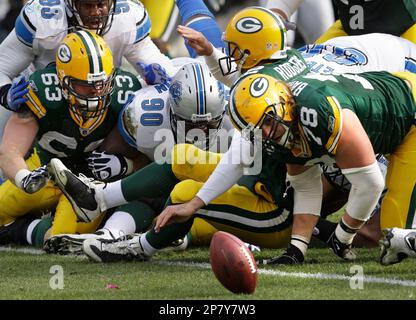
[25,65,142,174]
[232,49,309,205]
[279,71,416,165]
[234,49,310,88]
[335,0,416,36]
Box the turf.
[0,246,415,300]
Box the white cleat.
[44,228,116,255]
[380,228,416,265]
[83,233,150,263]
[47,158,107,222]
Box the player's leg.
[47,144,222,218]
[44,199,157,255]
[82,178,293,262]
[401,23,416,45]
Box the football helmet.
[228,73,296,149]
[220,6,287,75]
[168,62,226,150]
[56,30,115,130]
[65,0,116,35]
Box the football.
[209,231,257,294]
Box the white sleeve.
[196,131,253,204]
[204,47,240,87]
[124,36,178,78]
[266,0,304,18]
[0,30,34,87]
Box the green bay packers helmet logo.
[249,77,269,97]
[235,17,263,34]
[57,44,71,63]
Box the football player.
[0,30,144,248]
[0,0,176,133]
[154,70,415,265]
[177,6,309,87]
[43,61,232,254]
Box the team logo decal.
[235,17,263,34]
[57,44,71,63]
[169,81,182,106]
[249,77,269,97]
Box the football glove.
[16,166,49,194]
[87,151,134,181]
[6,75,29,112]
[136,62,172,86]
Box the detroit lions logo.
[57,44,71,63]
[249,77,269,97]
[169,81,182,106]
[235,17,263,34]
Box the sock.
[176,0,224,57]
[335,217,359,245]
[31,217,53,247]
[0,216,37,245]
[290,235,309,257]
[105,200,156,235]
[140,232,159,256]
[26,219,41,245]
[314,218,337,243]
[120,162,179,202]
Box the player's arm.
[334,109,384,224]
[266,0,303,20]
[123,3,177,78]
[0,31,34,109]
[0,109,39,186]
[177,25,239,87]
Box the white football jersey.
[16,0,149,69]
[119,84,172,161]
[299,33,416,75]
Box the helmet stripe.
[256,6,287,50]
[228,88,248,130]
[76,31,103,75]
[192,63,206,115]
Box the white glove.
[15,166,49,194]
[87,151,134,181]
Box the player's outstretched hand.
[155,196,205,232]
[177,25,213,56]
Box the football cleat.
[327,232,357,261]
[44,228,115,255]
[261,244,304,265]
[47,158,107,222]
[380,228,416,266]
[83,233,149,263]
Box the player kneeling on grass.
[153,70,416,265]
[0,30,145,248]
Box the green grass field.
[1,246,415,300]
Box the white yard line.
[2,247,416,288]
[158,261,416,288]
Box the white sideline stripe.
[2,247,416,287]
[158,261,416,288]
[0,246,45,255]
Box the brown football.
[209,231,257,294]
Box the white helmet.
[168,62,227,150]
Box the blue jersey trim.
[15,13,35,47]
[134,12,151,43]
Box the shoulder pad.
[108,0,151,44]
[118,85,169,149]
[15,0,67,48]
